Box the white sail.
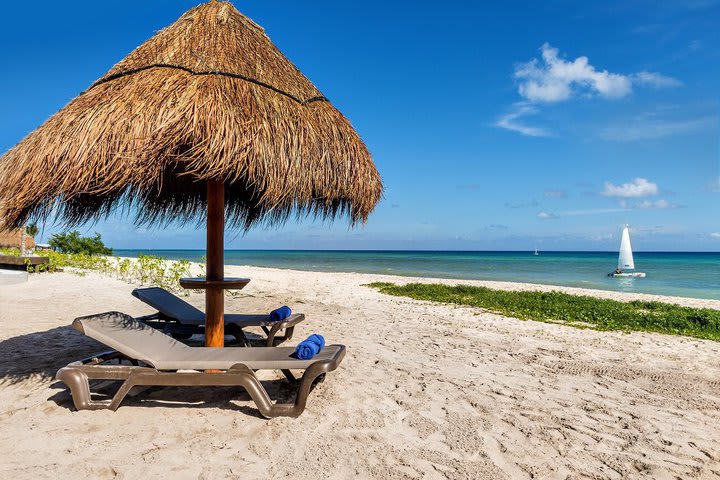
[617,226,635,270]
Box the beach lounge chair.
[132,287,305,346]
[55,312,345,418]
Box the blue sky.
[1,1,718,251]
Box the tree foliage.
[48,231,112,256]
[25,223,39,238]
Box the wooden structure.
[0,255,49,271]
[0,229,35,250]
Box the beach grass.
[367,282,720,341]
[1,248,193,292]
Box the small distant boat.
[533,248,539,256]
[608,225,646,278]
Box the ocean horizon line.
[113,248,720,254]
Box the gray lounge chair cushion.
[133,287,205,323]
[132,287,304,327]
[73,312,341,371]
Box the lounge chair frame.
[138,313,300,347]
[132,287,304,347]
[136,314,249,345]
[56,347,345,418]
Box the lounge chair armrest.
[316,344,346,368]
[259,313,306,346]
[266,313,305,327]
[226,345,346,418]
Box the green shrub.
[48,231,112,255]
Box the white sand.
[1,266,719,479]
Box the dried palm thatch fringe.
[0,1,382,230]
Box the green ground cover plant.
[1,248,192,292]
[367,282,720,341]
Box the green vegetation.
[25,223,39,238]
[367,282,720,341]
[1,248,192,292]
[48,230,112,255]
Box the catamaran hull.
[608,272,646,278]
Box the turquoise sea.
[113,250,720,301]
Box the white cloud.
[563,208,628,216]
[600,115,715,141]
[506,200,539,209]
[602,178,659,198]
[539,198,678,218]
[637,199,671,209]
[539,208,628,219]
[514,43,680,103]
[515,44,631,102]
[544,190,567,198]
[631,71,683,88]
[617,198,677,209]
[711,232,720,239]
[495,103,551,137]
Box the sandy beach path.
[1,266,719,479]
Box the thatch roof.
[0,0,382,230]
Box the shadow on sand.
[0,326,103,385]
[0,326,297,415]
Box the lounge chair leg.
[227,325,251,347]
[288,363,332,416]
[262,324,294,346]
[281,369,297,383]
[283,326,295,342]
[56,367,113,411]
[225,358,339,418]
[108,377,139,411]
[261,325,273,345]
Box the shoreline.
[111,249,720,302]
[103,255,720,309]
[31,251,720,310]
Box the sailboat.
[608,225,646,278]
[533,248,539,256]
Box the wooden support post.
[205,179,225,348]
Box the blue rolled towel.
[294,334,326,360]
[305,333,325,350]
[270,305,292,322]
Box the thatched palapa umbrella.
[0,1,382,347]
